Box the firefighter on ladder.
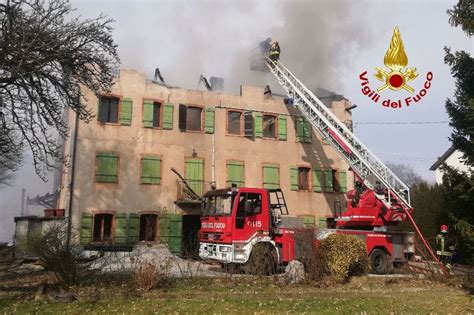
[436,224,454,269]
[269,41,281,62]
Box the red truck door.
[233,190,269,243]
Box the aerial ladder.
[264,56,448,275]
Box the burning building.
[56,69,354,252]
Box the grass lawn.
[0,274,473,314]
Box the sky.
[0,0,472,242]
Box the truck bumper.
[199,242,234,263]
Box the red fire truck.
[199,48,444,275]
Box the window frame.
[179,104,205,133]
[226,109,244,136]
[139,154,163,185]
[138,212,160,242]
[98,94,122,125]
[94,151,120,184]
[142,98,164,129]
[262,113,278,139]
[92,211,115,243]
[297,166,311,191]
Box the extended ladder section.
[266,59,411,212]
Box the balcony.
[175,179,212,205]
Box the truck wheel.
[244,244,277,276]
[370,249,390,274]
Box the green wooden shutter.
[303,120,312,143]
[300,215,316,228]
[96,153,118,183]
[163,103,174,130]
[120,98,132,126]
[296,118,311,143]
[290,166,298,191]
[204,107,215,134]
[263,163,279,189]
[115,213,127,244]
[254,112,263,138]
[324,169,334,192]
[186,159,204,196]
[339,170,347,193]
[141,156,161,184]
[169,214,182,256]
[98,97,108,123]
[313,168,322,192]
[80,213,93,245]
[159,214,170,244]
[278,115,287,141]
[128,213,139,244]
[226,160,244,187]
[143,99,154,128]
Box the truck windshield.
[203,195,234,217]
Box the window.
[179,104,204,132]
[263,114,277,138]
[298,167,310,190]
[93,213,113,242]
[263,163,279,189]
[185,158,204,196]
[98,96,119,124]
[143,100,162,128]
[187,107,202,131]
[325,169,347,193]
[227,111,242,135]
[141,156,161,185]
[95,152,118,183]
[139,214,158,242]
[226,160,244,187]
[296,117,312,143]
[237,193,262,216]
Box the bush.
[28,222,90,287]
[294,229,330,282]
[133,260,172,291]
[319,233,370,282]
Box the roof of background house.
[429,145,457,170]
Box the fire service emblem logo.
[359,27,433,109]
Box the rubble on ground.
[87,244,222,277]
[280,260,305,284]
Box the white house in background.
[430,146,471,184]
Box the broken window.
[139,214,158,242]
[187,107,202,131]
[298,167,310,190]
[98,96,119,123]
[179,104,202,131]
[227,111,242,135]
[262,114,277,138]
[93,213,113,242]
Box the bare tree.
[386,163,424,187]
[0,0,120,180]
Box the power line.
[354,121,449,126]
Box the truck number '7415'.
[247,221,262,228]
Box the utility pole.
[66,111,79,250]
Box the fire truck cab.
[199,188,296,270]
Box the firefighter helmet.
[440,224,448,234]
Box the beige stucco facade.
[57,69,354,238]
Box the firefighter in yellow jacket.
[269,41,281,61]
